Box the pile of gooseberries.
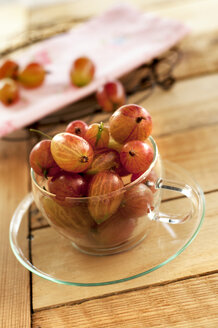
[30,104,156,228]
[0,56,126,111]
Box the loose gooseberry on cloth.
[0,78,19,106]
[0,60,19,80]
[96,80,126,112]
[70,57,95,87]
[51,132,94,173]
[109,104,152,144]
[18,62,46,89]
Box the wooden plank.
[154,0,218,35]
[156,124,218,193]
[0,140,31,328]
[174,32,218,79]
[145,0,218,80]
[142,0,218,80]
[130,74,218,138]
[29,0,218,36]
[32,273,218,328]
[29,0,197,25]
[32,190,216,310]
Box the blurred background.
[0,0,192,55]
[0,1,146,56]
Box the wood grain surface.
[0,141,31,328]
[32,274,218,328]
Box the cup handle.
[153,178,198,224]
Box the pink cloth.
[0,4,189,137]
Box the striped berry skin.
[84,122,109,149]
[88,171,124,224]
[109,104,152,144]
[51,132,94,173]
[86,148,120,175]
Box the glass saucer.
[9,161,205,286]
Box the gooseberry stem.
[95,122,104,147]
[29,128,52,140]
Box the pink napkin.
[0,4,189,137]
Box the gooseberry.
[65,120,88,138]
[70,57,95,87]
[51,132,94,173]
[84,122,109,149]
[120,140,154,174]
[48,172,87,200]
[0,78,19,106]
[131,169,157,193]
[109,104,152,144]
[29,140,59,177]
[86,148,120,175]
[88,171,124,224]
[18,62,45,89]
[0,59,19,80]
[93,213,136,247]
[119,183,154,219]
[96,80,126,112]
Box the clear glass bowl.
[31,136,162,255]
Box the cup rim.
[31,135,158,200]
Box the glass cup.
[31,136,200,256]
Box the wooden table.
[1,0,218,327]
